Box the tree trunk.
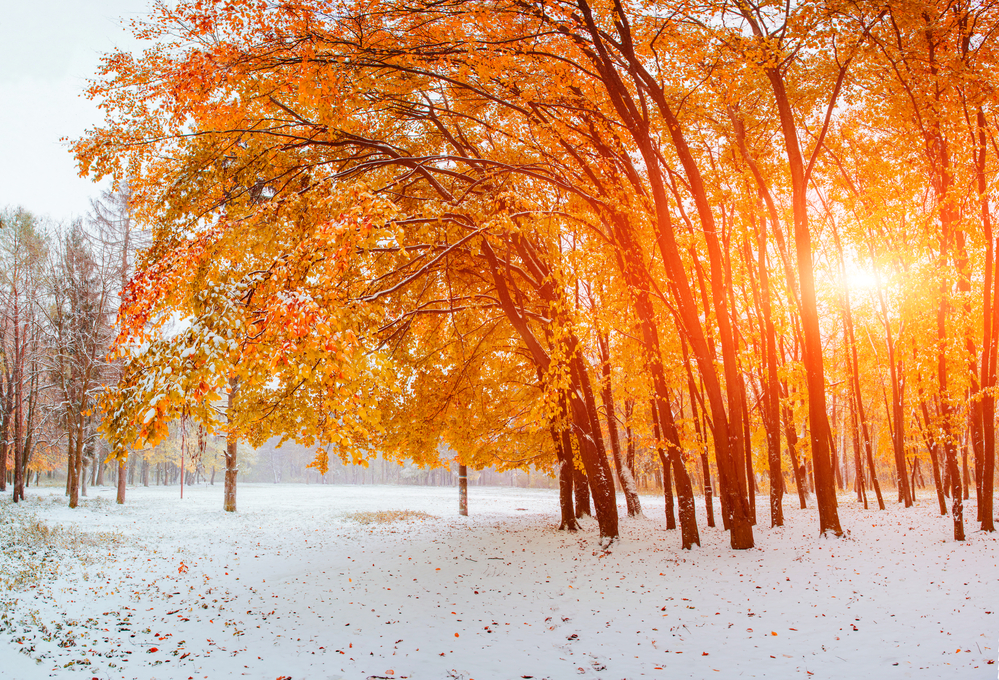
[754,42,842,536]
[67,429,79,507]
[781,391,808,509]
[962,441,971,501]
[0,385,9,493]
[553,426,578,531]
[11,293,24,503]
[602,222,696,546]
[761,262,783,526]
[128,450,137,485]
[458,464,468,516]
[69,417,85,508]
[482,239,617,541]
[573,5,744,548]
[740,379,756,525]
[975,107,997,532]
[872,252,912,508]
[700,451,715,528]
[683,346,715,528]
[117,455,127,504]
[849,393,867,509]
[936,212,964,540]
[597,331,641,516]
[224,377,239,513]
[652,400,676,530]
[180,417,186,499]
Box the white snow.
[1,484,997,679]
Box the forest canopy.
[64,0,999,550]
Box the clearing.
[0,484,996,679]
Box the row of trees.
[0,192,144,506]
[73,0,999,549]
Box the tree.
[88,185,146,504]
[73,0,999,546]
[0,208,47,502]
[43,220,118,508]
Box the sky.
[0,0,151,223]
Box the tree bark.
[458,464,468,516]
[482,239,617,541]
[977,107,997,532]
[224,376,239,513]
[117,455,127,504]
[552,425,578,531]
[780,383,808,509]
[651,399,676,530]
[597,331,641,516]
[573,462,591,518]
[0,379,9,493]
[740,10,844,536]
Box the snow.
[1,484,997,679]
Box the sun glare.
[844,266,880,292]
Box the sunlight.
[844,265,880,292]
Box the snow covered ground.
[0,482,996,679]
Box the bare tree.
[0,208,48,502]
[42,218,120,508]
[87,186,146,503]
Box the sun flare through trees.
[52,0,999,553]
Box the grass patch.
[343,510,436,525]
[0,502,126,592]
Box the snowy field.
[0,483,996,680]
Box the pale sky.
[0,0,151,223]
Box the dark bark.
[597,331,641,516]
[552,425,579,531]
[0,376,9,493]
[602,214,697,546]
[652,400,676,531]
[573,463,592,518]
[977,107,997,532]
[962,442,971,501]
[569,4,747,547]
[934,190,964,539]
[780,382,808,509]
[837,263,885,511]
[756,218,783,527]
[849,396,867,508]
[740,377,756,525]
[738,8,851,537]
[682,342,715,527]
[11,292,25,503]
[482,239,617,541]
[68,414,85,509]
